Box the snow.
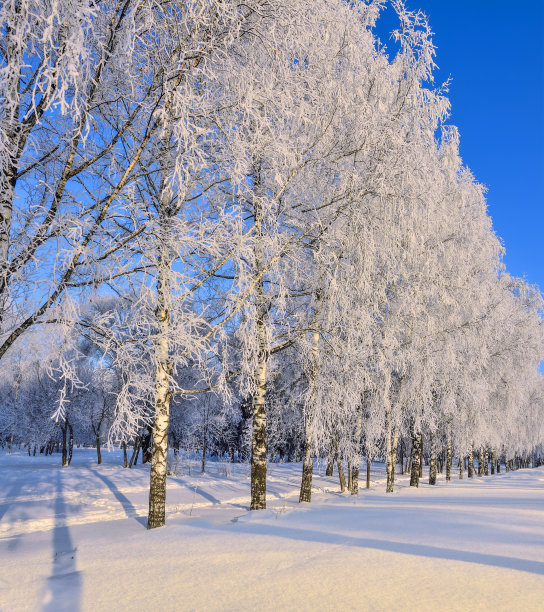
[1,450,543,611]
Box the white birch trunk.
[250,164,268,511]
[299,328,320,503]
[147,185,173,529]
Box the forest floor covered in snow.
[0,449,543,611]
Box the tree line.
[1,0,543,528]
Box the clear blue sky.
[378,0,544,290]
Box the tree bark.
[61,421,68,466]
[129,438,140,468]
[490,449,495,475]
[96,434,102,465]
[299,431,313,503]
[446,431,452,481]
[337,458,347,493]
[468,442,474,478]
[251,362,267,509]
[385,408,398,493]
[122,441,128,468]
[67,422,74,466]
[250,166,269,511]
[429,433,437,485]
[201,419,208,474]
[147,206,173,529]
[299,327,320,503]
[351,402,364,496]
[351,462,359,496]
[410,431,422,487]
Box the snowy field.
[1,450,543,612]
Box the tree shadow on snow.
[204,521,544,576]
[192,486,221,505]
[42,471,82,612]
[94,471,146,527]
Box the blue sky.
[378,0,544,290]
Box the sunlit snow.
[1,449,542,611]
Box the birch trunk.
[351,463,359,496]
[429,433,437,485]
[147,195,173,529]
[67,423,73,466]
[299,327,320,503]
[129,438,140,469]
[0,6,22,329]
[459,456,464,479]
[61,419,69,467]
[337,458,347,493]
[385,408,395,492]
[351,403,364,496]
[96,434,102,465]
[446,430,452,481]
[366,457,371,489]
[250,170,268,511]
[468,442,474,478]
[410,431,422,487]
[490,449,495,475]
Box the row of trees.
[1,0,543,528]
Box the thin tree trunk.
[147,356,172,527]
[468,442,474,478]
[129,438,140,468]
[478,448,484,476]
[351,402,364,496]
[337,454,347,492]
[122,441,128,468]
[429,433,437,485]
[61,423,68,466]
[299,327,320,503]
[250,334,268,510]
[201,419,208,474]
[325,457,334,476]
[385,408,398,493]
[366,456,371,489]
[351,462,359,496]
[410,431,422,488]
[147,212,173,529]
[250,169,268,511]
[459,456,464,479]
[299,430,313,503]
[484,447,489,476]
[491,449,495,475]
[446,430,452,481]
[67,422,73,466]
[96,434,102,465]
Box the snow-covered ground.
[1,450,543,611]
